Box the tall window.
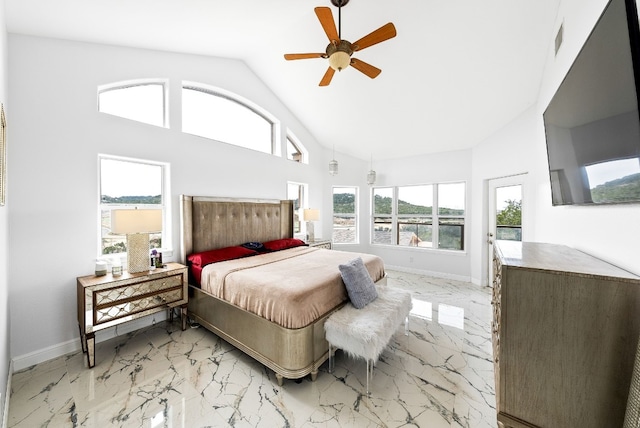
[99,156,170,257]
[437,183,466,250]
[372,187,393,245]
[182,83,277,154]
[371,182,466,250]
[98,80,167,127]
[287,182,307,234]
[398,185,433,247]
[333,186,358,244]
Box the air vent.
[555,23,564,55]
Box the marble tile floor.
[8,270,497,427]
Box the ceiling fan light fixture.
[327,40,353,71]
[329,51,351,71]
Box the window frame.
[287,181,308,236]
[286,130,308,164]
[98,154,172,259]
[181,82,280,155]
[332,186,359,245]
[97,78,169,128]
[371,182,466,251]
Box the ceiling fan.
[284,0,397,86]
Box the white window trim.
[97,78,169,128]
[287,181,309,238]
[182,81,281,156]
[286,129,309,164]
[97,154,172,259]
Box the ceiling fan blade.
[350,58,382,79]
[352,22,397,51]
[284,53,325,60]
[315,7,339,42]
[319,67,335,86]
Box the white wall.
[470,0,640,284]
[6,34,369,365]
[533,0,640,273]
[0,0,9,422]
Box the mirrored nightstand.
[305,239,332,250]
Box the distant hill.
[590,173,640,203]
[101,195,161,204]
[373,194,463,216]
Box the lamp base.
[306,221,315,242]
[127,233,151,273]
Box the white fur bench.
[324,285,412,394]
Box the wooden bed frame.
[180,195,387,385]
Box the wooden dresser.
[492,241,640,428]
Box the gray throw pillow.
[338,257,378,309]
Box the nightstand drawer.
[95,287,184,325]
[306,239,332,250]
[94,274,184,307]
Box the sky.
[496,185,521,211]
[101,158,162,197]
[585,157,640,188]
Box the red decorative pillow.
[188,246,259,286]
[262,238,307,252]
[187,246,258,267]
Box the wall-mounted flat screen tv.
[543,0,640,205]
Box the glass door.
[488,174,525,286]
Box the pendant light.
[367,154,376,185]
[329,145,339,176]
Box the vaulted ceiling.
[5,0,562,160]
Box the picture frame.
[0,103,5,206]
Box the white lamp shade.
[303,209,320,221]
[112,209,162,234]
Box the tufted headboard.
[179,195,294,263]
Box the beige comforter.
[200,246,385,329]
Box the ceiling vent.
[555,23,564,56]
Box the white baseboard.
[386,264,472,283]
[2,360,12,428]
[12,312,167,372]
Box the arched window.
[98,80,167,127]
[182,83,277,155]
[286,130,308,164]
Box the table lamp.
[111,209,162,273]
[303,208,320,242]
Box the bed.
[179,195,386,385]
